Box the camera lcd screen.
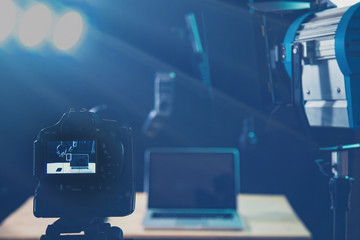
[46,140,96,174]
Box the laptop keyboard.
[152,212,233,219]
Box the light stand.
[320,145,358,240]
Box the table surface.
[0,192,311,240]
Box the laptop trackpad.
[175,219,209,228]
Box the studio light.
[53,12,84,51]
[0,0,17,42]
[19,4,52,47]
[0,1,86,52]
[332,0,360,8]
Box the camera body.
[33,109,135,218]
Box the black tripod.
[40,217,123,240]
[320,144,359,240]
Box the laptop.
[142,148,243,230]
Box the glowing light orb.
[53,12,84,51]
[19,4,52,47]
[0,0,17,42]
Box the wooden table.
[0,192,311,240]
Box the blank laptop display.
[142,148,243,230]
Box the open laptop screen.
[145,148,240,209]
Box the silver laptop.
[142,148,243,230]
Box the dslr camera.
[33,109,135,218]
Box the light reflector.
[53,12,84,51]
[0,0,17,42]
[332,0,360,8]
[19,4,52,47]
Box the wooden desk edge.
[0,193,312,240]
